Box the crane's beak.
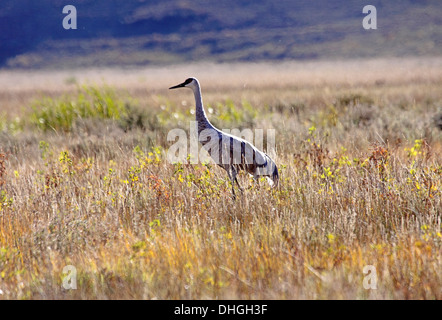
[169,82,186,89]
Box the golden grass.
[0,58,441,299]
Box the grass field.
[0,58,441,299]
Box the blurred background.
[1,0,441,69]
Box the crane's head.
[169,77,198,90]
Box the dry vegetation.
[0,58,441,299]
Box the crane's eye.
[184,78,193,84]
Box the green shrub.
[31,86,130,132]
[209,99,258,129]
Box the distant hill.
[1,0,441,68]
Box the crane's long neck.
[193,84,214,134]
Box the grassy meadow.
[0,58,441,299]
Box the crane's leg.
[231,166,243,198]
[253,173,261,190]
[225,166,242,200]
[235,177,243,192]
[230,167,237,200]
[225,166,236,200]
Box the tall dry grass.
[0,58,441,299]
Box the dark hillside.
[1,0,441,68]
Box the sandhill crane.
[169,77,279,198]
